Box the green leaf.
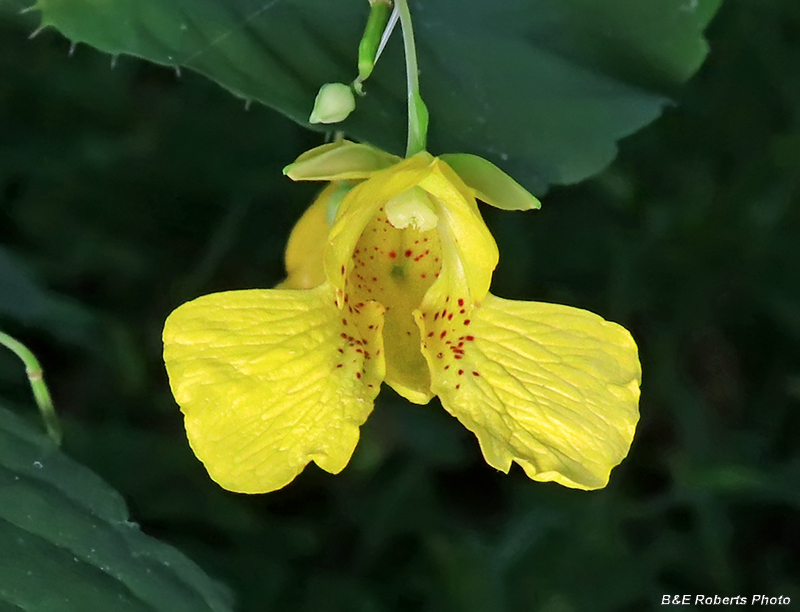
[22,0,720,191]
[0,405,234,612]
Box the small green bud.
[309,83,356,124]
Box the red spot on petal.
[437,353,443,359]
[444,365,450,370]
[458,299,464,306]
[440,331,447,339]
[465,335,475,341]
[405,249,413,257]
[456,384,461,390]
[472,371,480,377]
[448,314,453,320]
[428,332,434,337]
[336,364,343,368]
[342,318,348,325]
[341,265,345,275]
[464,319,471,326]
[454,355,463,360]
[458,369,464,375]
[340,333,348,339]
[356,372,361,379]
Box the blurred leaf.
[17,0,721,191]
[0,405,233,612]
[0,247,51,323]
[0,247,97,347]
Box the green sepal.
[440,153,542,211]
[284,140,400,181]
[326,181,359,226]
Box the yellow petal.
[280,185,334,289]
[416,293,640,490]
[418,160,498,304]
[163,284,385,493]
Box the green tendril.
[0,331,62,445]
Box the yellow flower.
[163,141,641,494]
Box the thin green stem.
[0,331,62,445]
[354,0,393,94]
[395,0,429,157]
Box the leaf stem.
[0,331,62,445]
[395,0,429,157]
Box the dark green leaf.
[20,0,720,191]
[0,405,233,612]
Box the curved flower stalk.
[163,141,641,494]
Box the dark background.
[1,0,798,609]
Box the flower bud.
[309,83,356,124]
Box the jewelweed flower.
[163,141,641,494]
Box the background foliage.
[1,0,799,610]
